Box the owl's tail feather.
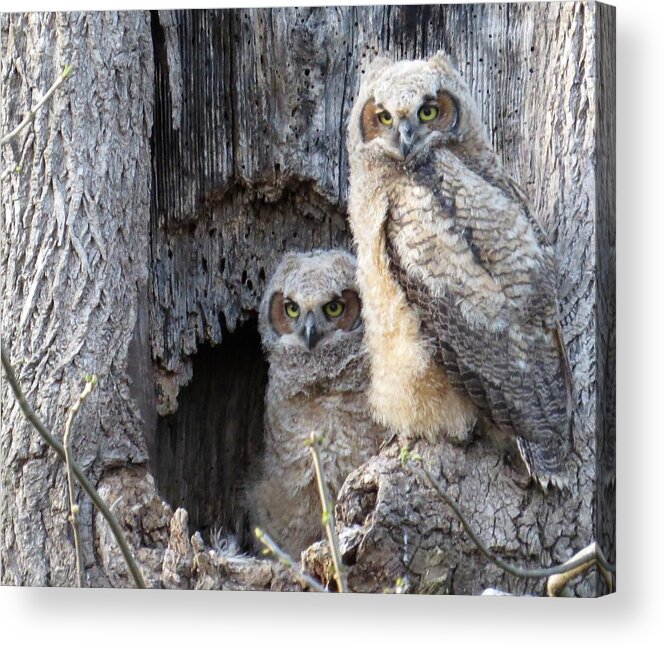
[516,436,569,492]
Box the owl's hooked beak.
[398,120,415,158]
[303,311,322,351]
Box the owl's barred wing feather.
[384,160,572,486]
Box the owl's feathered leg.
[446,417,480,447]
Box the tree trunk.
[1,11,154,586]
[1,4,614,595]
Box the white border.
[2,0,661,644]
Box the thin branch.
[0,65,73,147]
[547,542,614,596]
[1,346,147,589]
[305,432,348,593]
[404,453,616,586]
[254,528,328,593]
[63,376,97,587]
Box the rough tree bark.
[1,4,614,595]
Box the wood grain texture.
[149,3,614,595]
[594,2,616,579]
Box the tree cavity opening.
[154,316,268,548]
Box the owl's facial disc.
[268,293,318,349]
[268,292,294,337]
[268,290,362,352]
[360,91,459,161]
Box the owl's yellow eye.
[418,105,439,123]
[323,300,345,318]
[377,111,393,126]
[284,302,300,319]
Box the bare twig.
[254,528,328,593]
[403,452,615,589]
[305,432,348,593]
[0,65,73,147]
[63,375,97,587]
[0,64,144,588]
[1,346,147,589]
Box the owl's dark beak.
[303,311,322,350]
[399,121,414,158]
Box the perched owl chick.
[346,52,573,489]
[246,250,386,556]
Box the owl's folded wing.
[384,173,572,484]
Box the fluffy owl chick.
[346,52,573,489]
[246,250,385,556]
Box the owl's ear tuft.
[427,50,455,75]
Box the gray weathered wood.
[148,3,614,595]
[594,2,616,574]
[1,4,614,594]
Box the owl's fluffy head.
[258,251,366,390]
[347,51,491,167]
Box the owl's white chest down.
[348,172,477,444]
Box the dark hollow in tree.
[154,324,267,547]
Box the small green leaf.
[304,433,324,447]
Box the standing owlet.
[246,250,385,556]
[345,52,573,489]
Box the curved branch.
[404,455,615,587]
[1,346,147,589]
